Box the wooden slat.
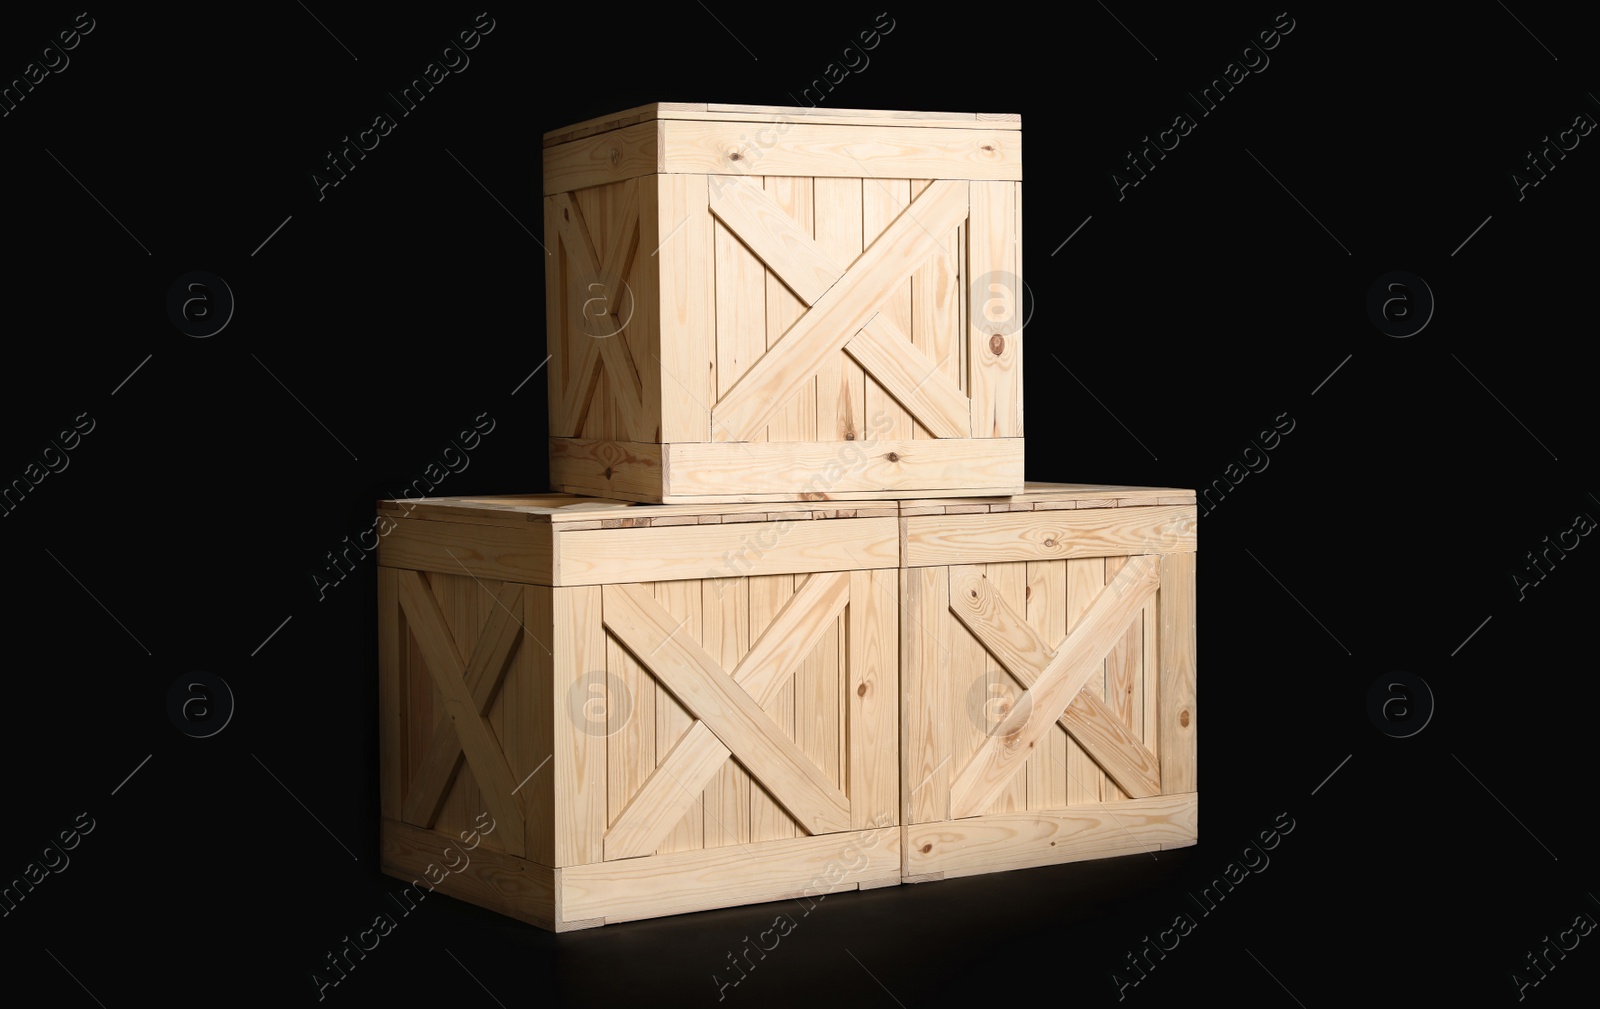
[655,174,714,443]
[702,576,750,848]
[543,120,658,195]
[378,567,403,820]
[1060,692,1161,799]
[1025,561,1068,809]
[902,566,949,825]
[379,517,553,585]
[762,177,815,442]
[714,180,968,441]
[545,196,572,436]
[968,180,1021,437]
[553,585,605,866]
[400,720,462,827]
[652,581,704,854]
[850,569,897,829]
[1105,555,1140,801]
[1159,553,1197,793]
[660,121,1021,181]
[813,178,865,442]
[524,585,556,866]
[602,584,851,834]
[911,179,963,419]
[606,600,654,831]
[395,570,527,855]
[947,560,1158,819]
[863,178,915,443]
[749,574,797,843]
[381,819,566,932]
[1066,558,1107,805]
[563,826,900,924]
[845,317,971,438]
[708,174,843,304]
[714,209,767,441]
[463,582,524,712]
[904,794,1197,880]
[988,563,1028,814]
[663,438,1023,501]
[555,517,897,585]
[548,438,664,501]
[903,505,1197,567]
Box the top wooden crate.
[542,102,1025,504]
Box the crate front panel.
[554,569,898,868]
[901,520,1196,878]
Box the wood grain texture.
[708,174,843,305]
[660,121,1020,180]
[379,517,553,585]
[553,585,605,866]
[968,181,1021,438]
[845,317,971,438]
[850,569,898,829]
[555,517,897,585]
[903,505,1197,567]
[655,174,714,443]
[902,566,949,826]
[378,567,403,820]
[381,819,571,932]
[1159,552,1197,793]
[543,120,658,195]
[664,438,1023,502]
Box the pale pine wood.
[1105,556,1140,801]
[1059,692,1161,799]
[762,177,816,442]
[813,177,865,442]
[395,570,527,856]
[1025,561,1069,809]
[714,179,968,441]
[713,210,767,442]
[910,178,964,420]
[543,120,658,195]
[524,585,556,866]
[902,505,1198,567]
[602,584,851,835]
[850,569,898,829]
[378,567,403,820]
[701,576,751,848]
[544,105,1018,145]
[749,574,797,843]
[563,826,901,924]
[947,560,1158,819]
[708,174,842,305]
[902,566,949,825]
[968,181,1019,437]
[381,819,571,932]
[845,317,971,438]
[547,438,665,501]
[379,517,554,585]
[1159,553,1197,793]
[988,563,1029,814]
[553,585,605,866]
[863,178,915,442]
[656,174,713,443]
[1066,558,1107,805]
[662,438,1023,501]
[659,121,1020,181]
[652,581,704,854]
[904,794,1197,880]
[553,516,897,585]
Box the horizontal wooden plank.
[562,827,900,923]
[549,438,665,500]
[662,121,1021,180]
[904,505,1197,567]
[543,102,705,146]
[903,794,1198,879]
[378,518,553,585]
[380,819,585,932]
[544,104,1020,146]
[543,121,659,195]
[897,483,1197,512]
[666,439,1024,501]
[561,516,894,583]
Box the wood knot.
[920,843,932,854]
[969,589,978,599]
[989,333,1005,355]
[981,144,995,152]
[608,147,620,164]
[856,683,868,697]
[1179,709,1190,727]
[1043,538,1057,548]
[728,150,743,161]
[602,467,613,479]
[886,451,900,462]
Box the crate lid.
[377,493,899,530]
[897,482,1196,516]
[543,102,1021,147]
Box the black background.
[3,4,1597,1005]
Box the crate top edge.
[376,493,901,528]
[898,482,1197,514]
[542,102,1022,147]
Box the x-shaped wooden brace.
[549,182,647,435]
[396,569,527,856]
[600,574,852,859]
[946,558,1163,819]
[709,175,971,442]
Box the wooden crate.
[898,483,1198,881]
[375,493,901,930]
[542,102,1025,503]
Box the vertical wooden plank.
[525,584,556,866]
[607,586,655,829]
[554,584,605,866]
[545,197,570,436]
[948,567,989,819]
[701,577,751,846]
[986,562,1029,813]
[1066,557,1107,805]
[1159,553,1197,793]
[813,178,865,442]
[653,580,705,853]
[658,175,713,444]
[436,574,482,841]
[1143,579,1160,759]
[863,178,915,441]
[911,178,964,435]
[764,177,815,442]
[903,566,949,825]
[378,567,403,820]
[850,568,897,829]
[1012,179,1024,436]
[1104,556,1144,802]
[629,177,661,445]
[969,180,1020,437]
[405,622,436,811]
[1025,560,1068,810]
[715,214,768,443]
[748,574,797,842]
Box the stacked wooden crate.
[376,104,1195,930]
